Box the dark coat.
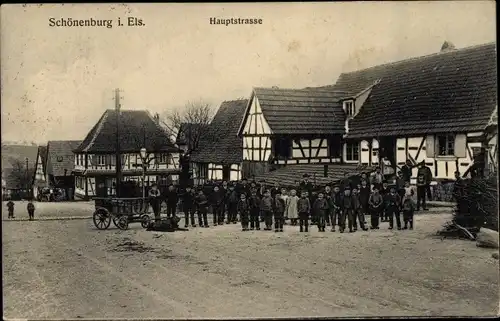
[297,197,311,213]
[237,199,250,213]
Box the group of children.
[5,200,36,220]
[148,174,416,233]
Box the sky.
[1,2,496,144]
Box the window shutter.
[454,134,467,158]
[425,135,436,158]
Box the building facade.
[191,99,247,185]
[73,109,180,199]
[330,42,498,183]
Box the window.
[95,155,105,166]
[274,137,292,159]
[157,153,170,164]
[345,141,360,161]
[344,100,355,117]
[197,163,208,179]
[437,134,455,156]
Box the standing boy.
[313,192,328,232]
[416,172,428,211]
[330,185,342,232]
[260,190,274,230]
[165,184,178,219]
[297,191,311,232]
[226,184,239,224]
[211,185,225,226]
[385,186,402,230]
[238,193,250,231]
[6,200,15,218]
[379,181,390,221]
[195,189,209,227]
[148,183,162,222]
[273,191,286,232]
[181,186,195,228]
[369,186,383,229]
[340,187,354,233]
[248,189,261,230]
[323,185,333,226]
[402,181,415,230]
[27,200,35,221]
[352,188,367,231]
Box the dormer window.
[344,100,355,117]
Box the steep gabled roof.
[74,110,179,153]
[46,140,82,177]
[37,145,48,173]
[332,42,497,138]
[240,87,346,135]
[191,99,248,164]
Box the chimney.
[440,41,456,52]
[153,113,160,124]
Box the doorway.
[95,177,108,198]
[222,165,231,181]
[378,137,397,176]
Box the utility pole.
[25,157,29,198]
[115,88,122,197]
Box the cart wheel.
[112,216,120,228]
[140,214,151,228]
[116,216,129,230]
[93,208,111,230]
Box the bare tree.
[161,99,214,154]
[7,158,35,190]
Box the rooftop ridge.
[340,41,496,76]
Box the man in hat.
[226,183,239,224]
[370,166,384,189]
[148,183,162,222]
[180,185,195,227]
[165,184,179,219]
[417,161,433,201]
[401,159,415,183]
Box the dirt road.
[3,212,498,319]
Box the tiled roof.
[46,140,82,177]
[191,99,248,164]
[1,145,38,171]
[74,110,179,153]
[252,164,373,187]
[246,87,346,135]
[333,42,497,138]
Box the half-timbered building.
[190,99,248,184]
[330,42,497,183]
[73,109,180,199]
[45,140,82,200]
[237,87,347,178]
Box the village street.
[3,205,499,319]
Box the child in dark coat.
[330,186,342,232]
[226,185,239,224]
[181,186,195,227]
[238,193,250,231]
[6,200,15,218]
[340,187,354,233]
[379,181,390,222]
[27,201,35,221]
[313,192,329,232]
[385,186,402,230]
[211,185,225,226]
[297,191,311,232]
[248,189,261,230]
[260,190,274,230]
[402,181,415,230]
[195,190,209,227]
[369,186,384,229]
[352,188,367,231]
[273,191,286,232]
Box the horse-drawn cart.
[93,197,151,230]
